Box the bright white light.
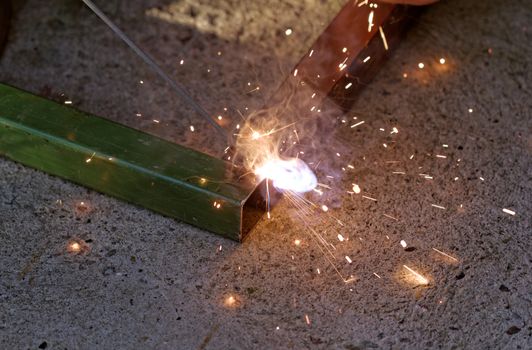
[255,158,317,193]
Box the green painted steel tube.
[0,83,267,241]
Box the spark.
[502,208,516,216]
[418,62,425,69]
[362,195,377,201]
[305,314,311,325]
[179,59,184,65]
[391,127,399,134]
[345,82,353,89]
[321,205,329,212]
[217,115,223,120]
[479,177,485,181]
[373,272,382,279]
[403,265,429,285]
[432,248,458,262]
[338,57,349,71]
[363,56,371,63]
[383,213,398,221]
[350,121,365,128]
[285,28,293,36]
[190,125,195,132]
[358,0,368,6]
[345,256,353,264]
[344,275,357,283]
[439,57,446,64]
[468,108,473,113]
[337,234,345,242]
[153,119,160,123]
[436,154,447,158]
[342,47,347,53]
[352,184,361,194]
[308,49,314,57]
[403,73,408,78]
[294,239,301,246]
[85,152,96,163]
[293,69,298,77]
[213,201,221,209]
[367,10,374,32]
[431,204,446,210]
[379,26,389,50]
[64,100,73,105]
[400,240,407,248]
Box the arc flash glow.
[255,158,317,194]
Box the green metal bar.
[0,83,266,241]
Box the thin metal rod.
[81,0,228,139]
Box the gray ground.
[1,0,531,349]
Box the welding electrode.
[80,0,229,142]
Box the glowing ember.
[69,242,81,252]
[255,158,317,193]
[224,295,238,307]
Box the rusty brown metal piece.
[295,0,419,110]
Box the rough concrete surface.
[1,0,531,349]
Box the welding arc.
[81,0,228,140]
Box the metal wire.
[81,0,228,140]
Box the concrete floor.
[1,0,531,349]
